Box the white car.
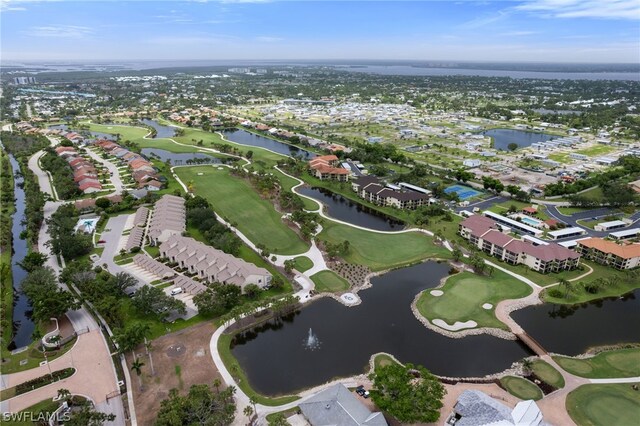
[170,287,183,296]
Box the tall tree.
[369,363,445,423]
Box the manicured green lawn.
[500,376,543,401]
[553,348,640,379]
[310,270,350,293]
[542,260,640,304]
[531,360,565,389]
[293,256,313,273]
[81,122,149,141]
[176,166,309,255]
[567,384,640,426]
[319,222,450,271]
[416,270,532,330]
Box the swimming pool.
[444,185,482,200]
[520,216,543,227]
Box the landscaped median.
[415,269,532,332]
[0,368,75,401]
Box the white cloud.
[255,36,283,42]
[498,30,537,36]
[458,10,511,29]
[517,0,640,20]
[25,25,93,38]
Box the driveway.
[1,331,122,419]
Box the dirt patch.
[126,321,223,426]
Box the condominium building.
[308,155,350,181]
[576,238,640,270]
[459,215,580,273]
[159,235,272,290]
[148,194,186,245]
[351,176,430,210]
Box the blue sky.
[1,0,639,62]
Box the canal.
[7,154,35,349]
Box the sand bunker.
[482,303,493,310]
[430,290,444,297]
[432,319,477,331]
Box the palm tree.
[559,278,571,298]
[131,357,145,389]
[249,397,257,415]
[243,406,254,424]
[522,359,533,375]
[57,388,71,402]
[213,378,221,393]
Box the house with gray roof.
[448,390,547,426]
[147,194,186,245]
[299,384,387,426]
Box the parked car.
[170,287,183,296]
[355,385,369,398]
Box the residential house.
[298,384,387,426]
[448,390,546,426]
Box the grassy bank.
[553,348,640,379]
[500,376,543,401]
[415,269,532,330]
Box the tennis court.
[444,185,483,200]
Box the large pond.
[482,129,556,150]
[230,262,532,396]
[48,124,117,141]
[511,289,640,355]
[220,129,315,159]
[297,186,404,232]
[141,148,222,165]
[7,154,35,349]
[140,119,176,139]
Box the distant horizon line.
[3,59,640,65]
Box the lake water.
[231,262,532,396]
[511,289,640,355]
[141,148,221,165]
[297,186,405,232]
[7,154,35,349]
[220,129,315,159]
[482,129,556,150]
[140,119,176,139]
[342,65,640,81]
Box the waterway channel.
[7,154,35,349]
[220,129,315,159]
[297,186,404,231]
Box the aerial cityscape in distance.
[1,0,639,425]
